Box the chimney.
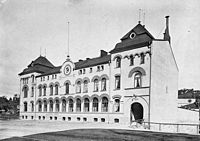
[100,50,107,57]
[163,16,171,43]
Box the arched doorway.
[130,102,143,123]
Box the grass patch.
[2,129,200,141]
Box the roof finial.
[67,21,70,59]
[44,48,46,57]
[142,9,145,26]
[40,47,42,56]
[138,9,142,24]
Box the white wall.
[150,41,178,123]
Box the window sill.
[113,88,120,91]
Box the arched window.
[115,75,120,89]
[76,81,81,93]
[83,80,88,93]
[140,53,145,64]
[43,86,46,96]
[114,99,120,112]
[102,97,108,112]
[65,83,69,94]
[24,86,28,98]
[92,97,98,112]
[134,72,142,88]
[55,84,59,95]
[31,87,34,97]
[55,99,60,112]
[31,102,34,112]
[101,78,106,91]
[24,102,27,112]
[38,101,42,112]
[94,79,99,92]
[76,98,81,112]
[31,75,34,83]
[43,100,47,112]
[69,99,73,112]
[84,98,90,112]
[62,99,66,112]
[130,55,134,66]
[38,86,42,96]
[116,57,121,68]
[49,100,53,112]
[50,85,53,95]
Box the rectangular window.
[90,68,92,73]
[115,76,120,89]
[31,87,34,97]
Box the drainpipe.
[148,43,152,130]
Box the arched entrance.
[130,102,143,123]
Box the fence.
[131,120,199,134]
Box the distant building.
[19,16,179,125]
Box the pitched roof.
[19,56,55,76]
[74,55,111,70]
[110,24,154,54]
[36,66,61,77]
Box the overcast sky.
[0,0,200,97]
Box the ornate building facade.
[19,16,178,125]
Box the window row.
[114,52,150,68]
[24,97,110,113]
[78,65,104,75]
[76,78,107,93]
[40,74,57,82]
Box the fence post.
[177,124,179,133]
[159,123,161,131]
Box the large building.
[19,16,179,125]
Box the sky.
[0,0,200,97]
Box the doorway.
[131,102,143,123]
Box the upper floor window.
[101,78,106,91]
[38,101,42,112]
[116,57,121,68]
[62,99,66,112]
[130,55,134,66]
[31,75,34,83]
[76,98,81,112]
[79,70,82,75]
[97,66,100,72]
[115,75,120,90]
[65,83,69,94]
[140,53,145,64]
[23,86,28,98]
[94,79,99,92]
[55,99,60,112]
[76,81,81,93]
[134,72,142,88]
[83,80,88,93]
[84,98,90,112]
[24,102,27,112]
[114,99,120,112]
[92,97,98,112]
[55,84,59,95]
[83,69,86,74]
[102,97,108,112]
[55,75,57,79]
[38,86,42,96]
[50,85,53,95]
[31,102,34,112]
[101,65,104,71]
[43,101,47,112]
[31,87,34,97]
[69,99,73,112]
[90,68,92,73]
[43,86,46,96]
[49,100,53,112]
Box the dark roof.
[19,56,55,76]
[179,103,198,110]
[36,66,61,77]
[110,24,154,54]
[75,55,111,70]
